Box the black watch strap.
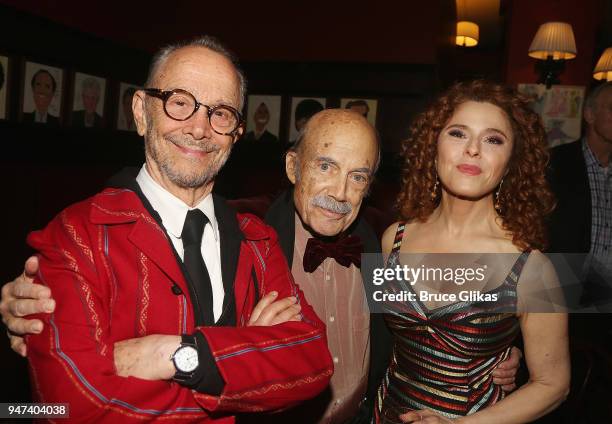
[181,334,197,348]
[172,332,225,395]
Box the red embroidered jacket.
[26,188,333,422]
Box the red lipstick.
[457,164,482,175]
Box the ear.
[132,90,148,136]
[232,123,245,145]
[584,106,595,126]
[285,151,298,184]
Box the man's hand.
[247,291,302,326]
[492,346,522,392]
[0,256,55,357]
[114,334,181,380]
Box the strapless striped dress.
[375,223,529,422]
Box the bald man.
[258,110,388,423]
[2,109,520,423]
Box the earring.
[431,175,440,202]
[494,178,504,213]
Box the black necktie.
[181,209,215,326]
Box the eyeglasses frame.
[142,88,243,136]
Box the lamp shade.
[528,22,577,60]
[456,21,479,47]
[593,47,612,81]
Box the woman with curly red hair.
[376,80,569,423]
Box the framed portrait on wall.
[117,82,139,131]
[0,55,8,120]
[243,95,281,143]
[71,72,106,128]
[288,96,326,143]
[21,61,63,126]
[340,98,378,127]
[518,84,585,147]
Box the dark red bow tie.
[303,235,363,273]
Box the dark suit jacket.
[547,139,591,253]
[234,190,392,423]
[71,110,103,128]
[547,140,612,313]
[22,111,60,126]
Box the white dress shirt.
[136,165,224,321]
[34,110,48,123]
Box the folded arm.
[108,225,333,414]
[190,229,333,413]
[112,292,303,381]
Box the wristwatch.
[171,335,199,383]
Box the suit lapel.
[352,214,383,301]
[213,195,244,309]
[265,190,296,267]
[264,190,382,276]
[128,218,187,290]
[104,168,243,325]
[564,140,592,249]
[576,141,592,242]
[104,168,191,298]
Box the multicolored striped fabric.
[375,223,529,422]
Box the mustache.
[165,135,221,153]
[311,195,352,215]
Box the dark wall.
[0,4,151,277]
[0,1,453,64]
[241,61,437,148]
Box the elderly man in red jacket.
[2,35,332,422]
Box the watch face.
[174,346,199,373]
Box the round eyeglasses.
[142,88,243,136]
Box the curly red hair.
[397,80,555,251]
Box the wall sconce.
[456,21,479,47]
[593,47,612,81]
[528,22,577,88]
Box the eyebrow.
[315,156,372,175]
[212,98,238,108]
[446,124,509,139]
[316,156,338,166]
[170,87,238,107]
[352,167,373,175]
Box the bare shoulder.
[522,250,557,277]
[517,249,565,312]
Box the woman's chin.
[443,187,493,203]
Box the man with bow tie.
[256,109,388,423]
